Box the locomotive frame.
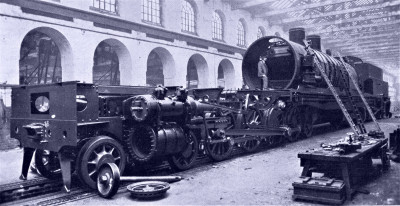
[10,32,391,192]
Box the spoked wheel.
[246,109,262,126]
[242,138,261,152]
[35,149,62,179]
[127,181,170,199]
[284,106,301,142]
[206,129,234,161]
[76,136,126,189]
[168,131,199,171]
[300,107,315,139]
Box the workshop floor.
[1,118,399,205]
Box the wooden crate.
[293,176,345,205]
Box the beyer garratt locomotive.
[10,27,391,192]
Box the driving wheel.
[300,107,315,139]
[284,106,301,142]
[76,136,126,189]
[242,139,261,152]
[35,149,62,179]
[206,129,234,161]
[168,131,199,171]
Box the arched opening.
[19,27,72,85]
[146,47,175,86]
[93,39,131,86]
[217,59,235,89]
[257,26,266,39]
[186,54,208,89]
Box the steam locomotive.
[10,28,391,192]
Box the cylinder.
[156,124,186,155]
[130,95,185,122]
[306,35,321,51]
[289,28,306,46]
[130,125,187,162]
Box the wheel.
[246,109,262,126]
[243,109,262,152]
[242,139,261,152]
[206,129,234,161]
[35,149,61,179]
[300,107,315,139]
[283,106,301,142]
[76,136,126,189]
[127,181,170,199]
[97,163,121,199]
[168,131,199,171]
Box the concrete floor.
[1,118,399,205]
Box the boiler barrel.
[242,36,358,90]
[242,36,306,89]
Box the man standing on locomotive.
[258,55,269,90]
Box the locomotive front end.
[11,82,97,152]
[10,82,99,191]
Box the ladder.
[336,52,381,132]
[303,40,364,136]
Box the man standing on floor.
[258,56,269,90]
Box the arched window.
[92,0,117,13]
[142,0,161,25]
[237,20,246,46]
[257,27,265,39]
[181,0,196,33]
[212,11,223,40]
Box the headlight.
[277,100,286,109]
[35,96,50,112]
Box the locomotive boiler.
[242,28,358,90]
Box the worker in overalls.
[258,56,269,90]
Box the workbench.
[298,137,390,200]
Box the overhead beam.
[316,24,399,37]
[279,2,400,23]
[258,0,400,18]
[323,29,400,41]
[231,0,279,10]
[339,47,399,52]
[329,40,400,48]
[257,0,352,17]
[310,20,400,34]
[297,11,400,29]
[324,33,399,43]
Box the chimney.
[289,28,306,45]
[306,35,321,51]
[326,49,332,56]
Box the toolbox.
[292,176,346,205]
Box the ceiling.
[227,0,400,77]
